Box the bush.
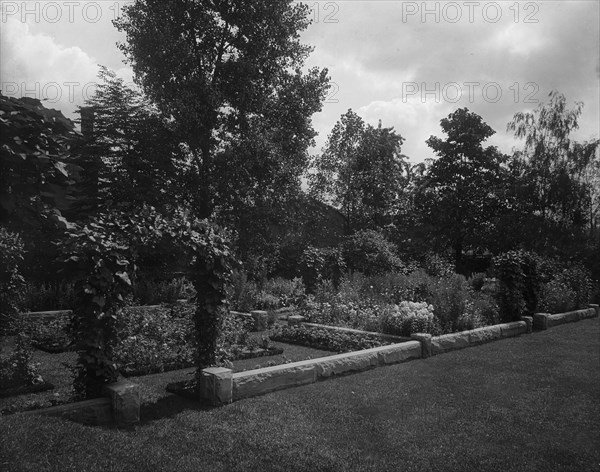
[0,228,25,335]
[132,277,195,306]
[299,246,346,291]
[380,301,436,337]
[228,272,306,312]
[0,333,42,391]
[426,273,473,333]
[469,272,487,292]
[342,230,404,276]
[19,281,76,312]
[492,250,542,322]
[24,316,72,352]
[537,279,577,314]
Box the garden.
[1,0,599,433]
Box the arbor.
[309,109,408,233]
[114,0,330,220]
[420,108,509,268]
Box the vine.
[57,206,234,398]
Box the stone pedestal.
[103,380,141,427]
[199,367,233,405]
[250,310,268,331]
[411,333,432,358]
[533,313,550,330]
[520,316,533,334]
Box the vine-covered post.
[188,222,234,378]
[58,218,134,399]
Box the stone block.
[533,313,550,330]
[288,315,305,326]
[103,380,141,427]
[468,326,502,344]
[520,316,533,334]
[589,304,599,317]
[499,321,527,338]
[431,332,470,355]
[233,362,317,400]
[250,310,268,331]
[314,350,379,378]
[411,333,432,358]
[200,367,233,405]
[374,341,422,364]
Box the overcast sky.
[1,1,598,163]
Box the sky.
[1,0,599,163]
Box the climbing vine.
[58,206,234,398]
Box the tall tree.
[78,67,185,211]
[114,0,329,219]
[507,91,600,233]
[420,108,509,268]
[309,109,408,233]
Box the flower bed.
[270,325,393,353]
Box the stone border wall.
[533,305,598,330]
[17,379,140,427]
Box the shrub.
[19,281,76,312]
[0,228,25,335]
[0,332,42,391]
[380,301,436,337]
[342,230,404,276]
[537,279,577,314]
[261,277,306,308]
[132,277,195,305]
[24,316,72,352]
[422,252,455,277]
[426,273,473,333]
[299,246,346,291]
[492,250,541,322]
[558,264,593,310]
[469,272,487,292]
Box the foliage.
[492,250,541,322]
[537,279,577,315]
[271,325,391,353]
[132,277,195,306]
[78,67,185,212]
[0,94,84,229]
[419,108,509,268]
[0,228,25,334]
[507,91,600,232]
[115,0,330,222]
[18,281,76,312]
[227,272,306,312]
[309,109,408,232]
[0,333,42,391]
[342,229,404,276]
[24,316,72,352]
[299,246,346,291]
[379,301,436,337]
[469,272,487,292]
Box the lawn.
[1,318,599,472]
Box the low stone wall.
[533,305,598,330]
[429,321,527,356]
[198,341,423,402]
[17,379,140,427]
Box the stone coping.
[533,306,598,330]
[16,379,141,427]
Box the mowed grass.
[1,318,599,472]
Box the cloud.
[0,18,132,119]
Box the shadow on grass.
[138,382,216,425]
